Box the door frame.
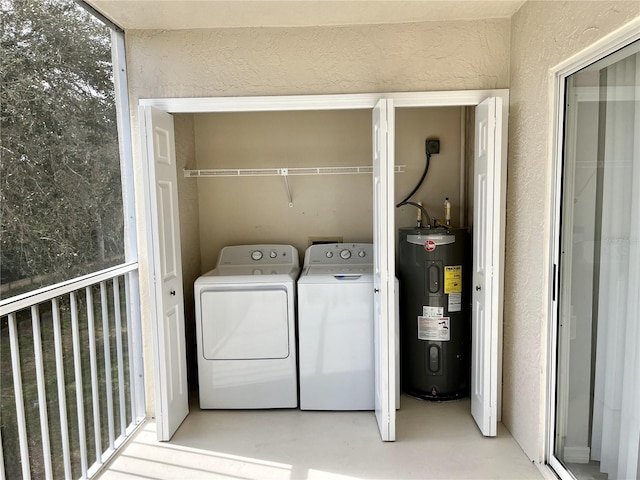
[546,17,640,479]
[138,88,509,436]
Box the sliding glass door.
[553,40,639,480]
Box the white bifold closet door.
[141,106,189,441]
[372,98,396,442]
[471,97,504,437]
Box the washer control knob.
[340,249,352,260]
[358,250,366,258]
[325,251,334,258]
[251,250,263,261]
[269,250,278,259]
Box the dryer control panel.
[217,244,299,267]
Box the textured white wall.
[127,19,510,416]
[193,109,373,271]
[126,20,510,99]
[505,0,640,462]
[395,107,465,229]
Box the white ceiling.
[85,0,527,30]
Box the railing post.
[100,281,116,449]
[31,304,54,479]
[8,313,31,480]
[126,270,146,422]
[71,291,89,478]
[113,276,127,437]
[52,297,73,479]
[85,286,102,466]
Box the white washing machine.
[297,243,375,410]
[194,244,299,409]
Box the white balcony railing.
[0,263,145,479]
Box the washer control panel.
[304,243,373,266]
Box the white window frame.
[111,28,146,420]
[546,16,640,480]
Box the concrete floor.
[98,395,543,480]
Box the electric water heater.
[398,226,471,400]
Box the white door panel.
[143,106,189,441]
[372,98,396,441]
[158,181,178,279]
[166,305,183,403]
[471,97,503,437]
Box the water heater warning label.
[444,265,462,293]
[418,316,450,341]
[448,293,462,312]
[423,306,444,317]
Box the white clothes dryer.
[194,244,299,409]
[297,243,375,410]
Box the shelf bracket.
[280,169,294,208]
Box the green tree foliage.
[0,0,125,293]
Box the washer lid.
[306,265,372,276]
[299,265,373,283]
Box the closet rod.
[184,165,405,178]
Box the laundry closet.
[141,91,506,442]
